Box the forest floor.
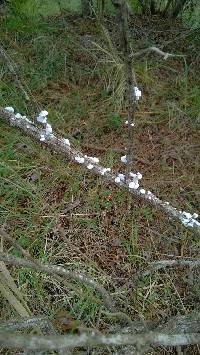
[0,9,200,355]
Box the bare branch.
[0,108,200,237]
[144,258,200,275]
[0,312,199,352]
[0,330,199,350]
[0,228,135,328]
[111,312,200,335]
[156,312,200,334]
[0,316,67,355]
[0,317,49,331]
[0,251,115,312]
[0,228,31,259]
[131,46,185,60]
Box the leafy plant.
[107,112,122,130]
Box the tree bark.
[0,330,199,350]
[138,0,189,17]
[171,0,188,18]
[81,0,92,17]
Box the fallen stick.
[0,251,114,312]
[0,316,49,331]
[130,46,185,60]
[143,258,200,275]
[0,251,135,328]
[0,330,199,350]
[0,107,199,237]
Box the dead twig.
[130,46,185,60]
[0,228,31,260]
[1,312,200,351]
[143,259,200,275]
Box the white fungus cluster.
[179,211,200,227]
[40,135,45,142]
[140,188,146,194]
[5,106,71,146]
[62,138,70,146]
[125,120,135,127]
[5,106,33,124]
[75,156,85,164]
[133,87,142,101]
[37,110,48,124]
[84,155,99,164]
[5,106,14,113]
[74,155,100,169]
[146,190,154,199]
[115,173,125,183]
[15,113,22,119]
[100,168,111,175]
[36,110,56,142]
[121,155,128,163]
[46,123,52,135]
[87,164,94,170]
[128,172,142,190]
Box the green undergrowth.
[0,7,200,350]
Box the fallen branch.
[110,312,200,335]
[0,251,114,312]
[0,316,49,331]
[1,228,134,328]
[131,46,185,60]
[3,312,200,335]
[0,228,32,260]
[1,313,199,351]
[0,108,199,237]
[0,330,199,350]
[0,251,134,328]
[0,316,67,355]
[145,259,200,274]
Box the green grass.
[0,6,200,350]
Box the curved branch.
[0,251,114,312]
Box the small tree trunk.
[163,0,173,17]
[97,0,106,17]
[138,0,189,17]
[150,0,156,14]
[171,0,188,18]
[81,0,92,17]
[111,0,136,179]
[137,0,146,13]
